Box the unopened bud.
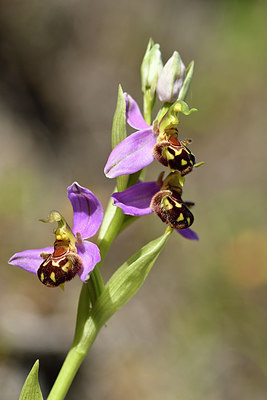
[141,39,163,97]
[156,51,186,103]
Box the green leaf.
[178,60,194,101]
[111,84,128,192]
[19,360,43,400]
[98,195,118,242]
[93,229,172,327]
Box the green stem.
[86,264,105,305]
[97,208,125,267]
[47,321,99,400]
[46,347,86,400]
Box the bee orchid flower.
[104,93,197,179]
[9,182,103,287]
[111,172,199,241]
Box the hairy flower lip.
[8,182,103,286]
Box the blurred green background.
[0,0,266,399]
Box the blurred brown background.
[0,0,266,399]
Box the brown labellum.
[37,246,83,287]
[150,190,194,230]
[153,139,195,176]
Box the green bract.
[111,85,128,192]
[19,360,43,400]
[157,100,198,134]
[77,228,172,346]
[178,61,195,101]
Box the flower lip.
[150,190,194,230]
[37,247,83,287]
[153,140,195,176]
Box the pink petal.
[104,128,156,178]
[124,93,150,130]
[68,182,103,240]
[177,228,199,240]
[77,241,101,282]
[112,181,160,216]
[8,247,54,274]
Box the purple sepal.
[124,93,150,130]
[177,228,199,240]
[68,182,103,240]
[104,128,156,178]
[77,241,101,282]
[8,247,54,274]
[112,181,160,216]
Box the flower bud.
[141,39,163,97]
[156,51,186,103]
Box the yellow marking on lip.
[177,214,184,222]
[187,217,191,225]
[40,273,44,282]
[50,272,56,283]
[52,260,61,267]
[162,198,173,210]
[174,148,183,156]
[62,263,70,272]
[42,259,49,267]
[56,234,62,240]
[181,159,188,166]
[163,148,174,160]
